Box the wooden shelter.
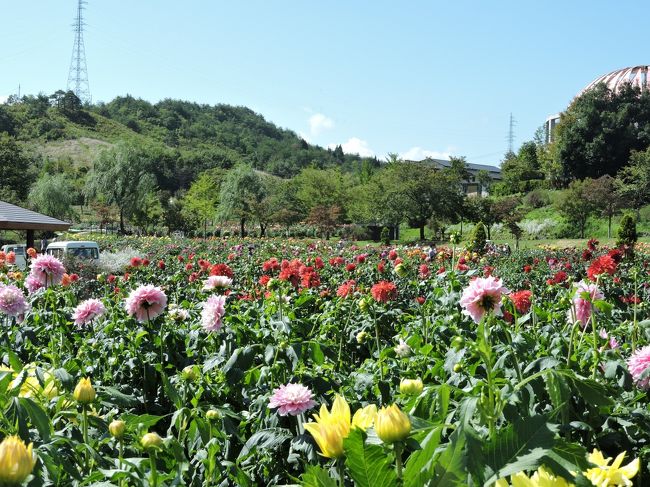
[0,200,71,249]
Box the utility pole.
[67,0,91,103]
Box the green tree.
[615,147,650,215]
[617,213,638,247]
[218,165,263,236]
[85,143,159,233]
[0,133,36,204]
[182,169,224,237]
[499,141,544,194]
[492,196,525,249]
[584,175,624,238]
[556,83,650,181]
[28,173,76,221]
[555,180,598,238]
[467,221,487,254]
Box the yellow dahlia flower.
[584,449,639,487]
[304,394,351,459]
[0,435,36,485]
[494,466,574,486]
[351,404,377,431]
[73,377,96,404]
[375,404,411,444]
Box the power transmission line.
[67,0,91,103]
[506,112,516,154]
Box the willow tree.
[85,143,158,233]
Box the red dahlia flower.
[371,281,397,303]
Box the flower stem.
[337,458,345,487]
[394,442,404,481]
[82,404,89,473]
[149,451,159,487]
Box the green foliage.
[343,429,397,487]
[617,213,638,247]
[380,227,390,245]
[555,180,598,238]
[499,141,544,194]
[556,83,650,181]
[28,173,77,221]
[84,142,159,232]
[467,220,487,254]
[0,133,36,204]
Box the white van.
[1,244,27,269]
[46,241,100,260]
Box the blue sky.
[1,1,649,165]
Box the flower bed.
[0,238,648,486]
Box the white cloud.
[297,131,312,144]
[329,137,374,157]
[399,146,455,161]
[0,95,8,104]
[308,113,334,136]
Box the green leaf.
[483,415,557,484]
[429,426,468,486]
[544,370,571,423]
[344,428,397,487]
[237,427,293,460]
[570,376,614,407]
[160,370,182,409]
[542,439,590,482]
[403,426,442,486]
[18,397,51,441]
[301,465,337,487]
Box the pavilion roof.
[0,200,71,231]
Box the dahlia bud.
[356,331,370,344]
[73,377,96,404]
[399,378,423,395]
[141,432,164,450]
[0,435,36,485]
[206,409,222,421]
[394,263,408,278]
[375,404,411,444]
[266,278,280,290]
[358,298,370,313]
[181,365,198,382]
[108,419,126,439]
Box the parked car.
[46,241,100,260]
[1,244,27,269]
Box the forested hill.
[0,92,375,183]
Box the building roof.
[408,158,502,179]
[0,200,71,231]
[581,65,650,96]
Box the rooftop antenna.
[67,0,91,103]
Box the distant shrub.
[380,227,390,245]
[523,190,550,209]
[617,214,638,247]
[467,221,487,254]
[520,219,556,239]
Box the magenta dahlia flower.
[202,275,233,290]
[201,295,226,332]
[0,285,28,317]
[567,280,604,327]
[29,254,66,287]
[459,276,510,323]
[72,298,106,327]
[268,383,317,416]
[124,284,167,322]
[627,346,650,389]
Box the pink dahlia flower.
[124,284,167,322]
[567,280,604,327]
[202,275,233,290]
[72,298,106,327]
[201,295,226,332]
[0,285,28,317]
[627,346,650,389]
[268,383,317,416]
[29,254,66,287]
[24,274,44,294]
[459,276,510,323]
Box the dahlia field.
[0,237,649,486]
